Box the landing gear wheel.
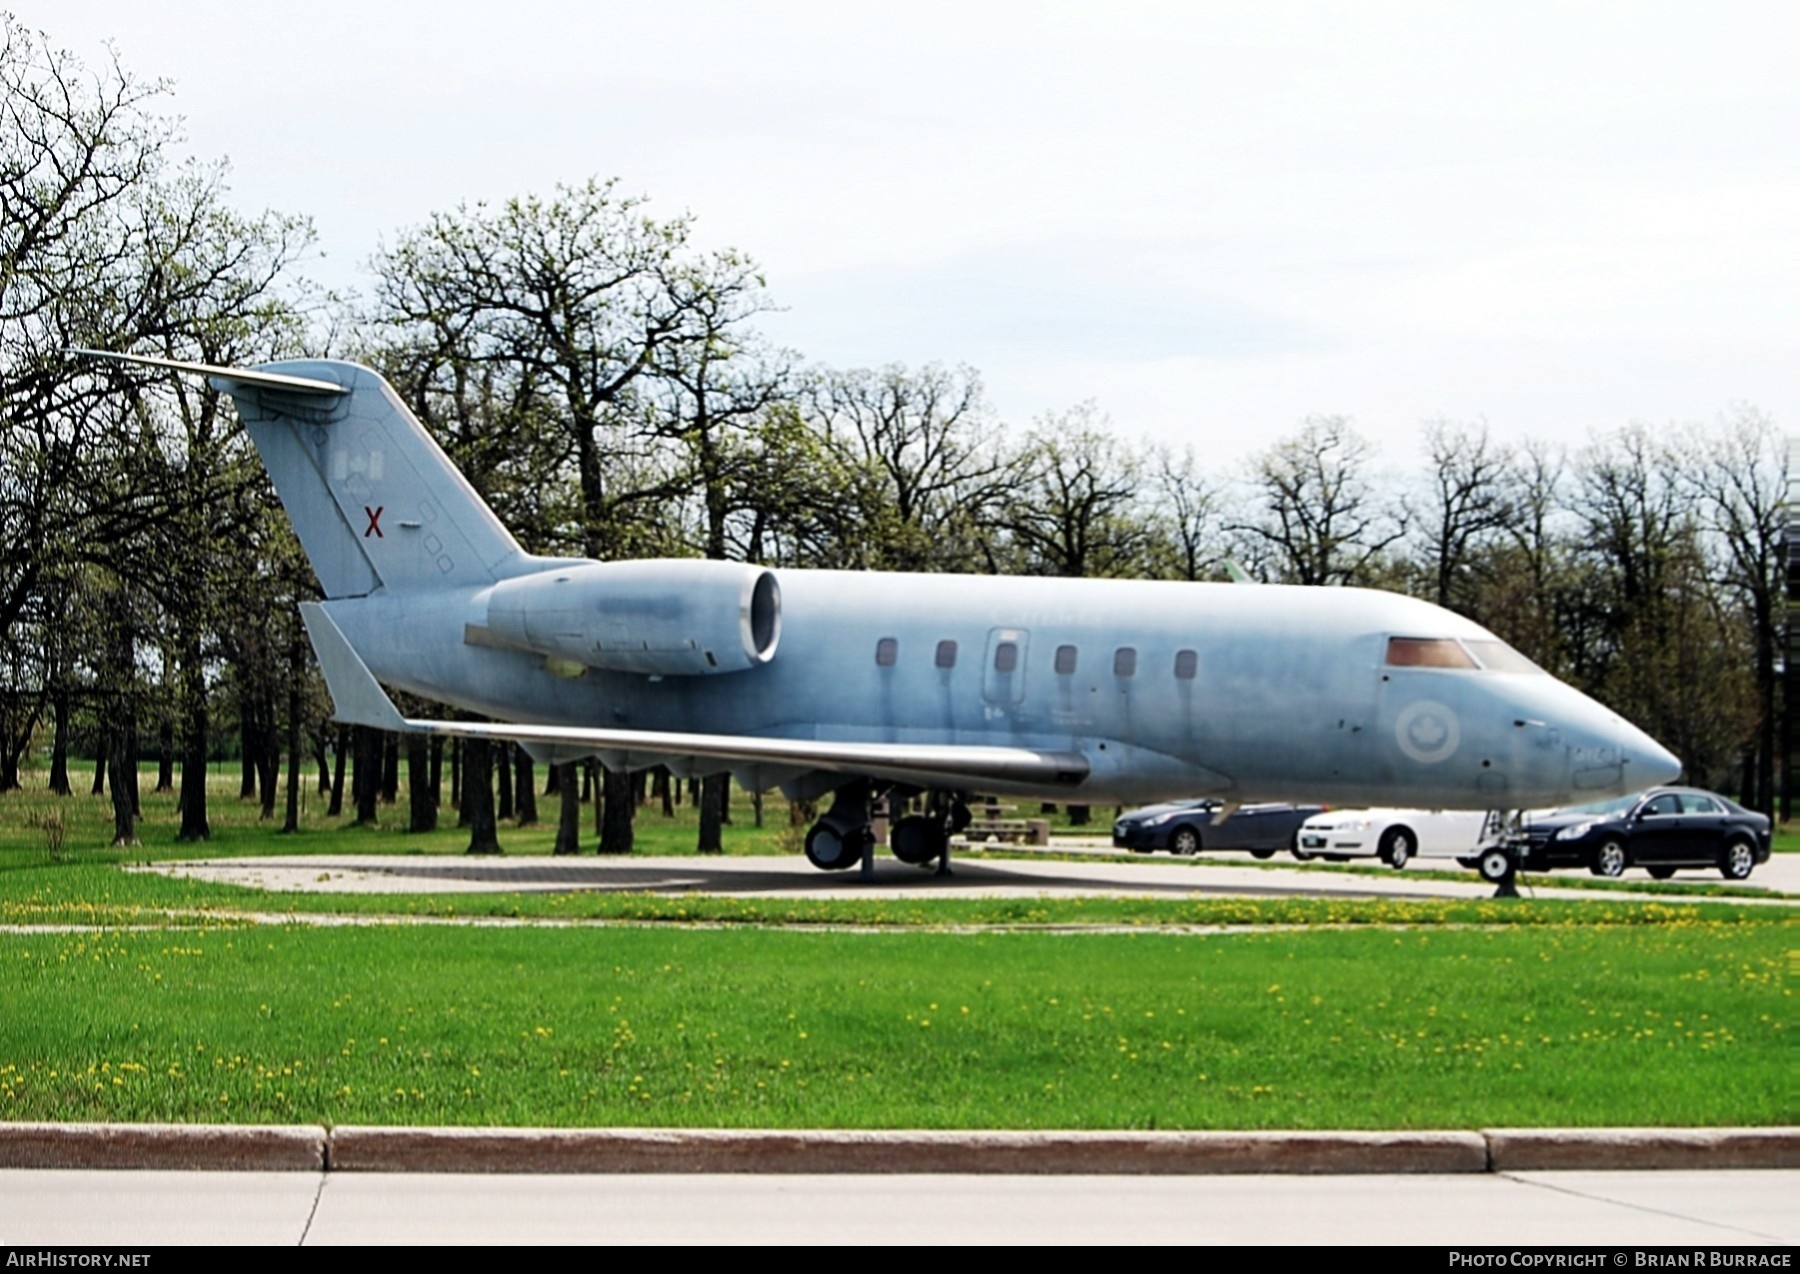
[1720,840,1755,881]
[891,815,947,867]
[1379,828,1413,869]
[1590,840,1627,877]
[1250,848,1275,860]
[804,823,860,871]
[1646,865,1677,880]
[1170,826,1201,856]
[1478,847,1513,884]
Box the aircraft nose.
[1627,729,1682,788]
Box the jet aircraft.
[78,351,1682,872]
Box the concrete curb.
[1485,1126,1800,1171]
[328,1126,1488,1175]
[0,1121,326,1171]
[0,1123,1793,1174]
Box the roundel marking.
[1394,699,1460,764]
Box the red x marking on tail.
[363,506,384,538]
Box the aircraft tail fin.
[75,350,528,599]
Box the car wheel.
[1646,866,1677,880]
[1291,847,1313,862]
[1170,826,1201,856]
[1378,827,1413,869]
[1477,847,1513,883]
[1249,848,1275,860]
[1720,839,1755,881]
[1590,840,1627,877]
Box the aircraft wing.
[301,604,1090,791]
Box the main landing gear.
[803,782,967,878]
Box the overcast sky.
[33,0,1800,468]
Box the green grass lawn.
[0,920,1786,1131]
[0,767,1791,1132]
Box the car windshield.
[1556,795,1637,817]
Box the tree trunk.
[462,737,500,853]
[177,648,210,842]
[553,763,581,855]
[429,735,444,808]
[90,732,106,796]
[599,766,634,854]
[381,732,399,805]
[544,762,560,796]
[514,750,537,826]
[107,734,137,847]
[155,717,173,792]
[353,726,380,826]
[282,630,303,834]
[47,684,70,795]
[407,734,437,833]
[654,767,673,816]
[697,773,726,853]
[256,707,278,821]
[328,724,348,816]
[451,737,462,811]
[1067,804,1091,826]
[752,788,763,828]
[314,726,331,796]
[496,741,514,821]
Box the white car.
[1294,808,1502,869]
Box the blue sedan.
[1112,800,1324,857]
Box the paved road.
[2,1168,1792,1246]
[147,846,1799,903]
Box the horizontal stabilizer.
[299,605,1089,790]
[70,348,349,396]
[300,603,410,733]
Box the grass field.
[0,767,1792,1131]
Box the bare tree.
[1232,416,1404,586]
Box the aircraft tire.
[804,823,861,871]
[1477,847,1513,884]
[891,815,946,866]
[1647,865,1677,880]
[1249,848,1275,859]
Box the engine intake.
[480,559,780,676]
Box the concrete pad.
[1487,1126,1800,1171]
[327,1125,1488,1175]
[140,850,1790,905]
[0,1120,325,1170]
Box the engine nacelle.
[480,559,780,676]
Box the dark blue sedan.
[1513,786,1771,880]
[1112,800,1324,857]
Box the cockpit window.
[1386,637,1478,669]
[1464,639,1544,675]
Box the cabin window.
[935,640,958,669]
[993,641,1018,673]
[1173,649,1198,680]
[1054,644,1078,675]
[875,637,898,667]
[1113,646,1137,677]
[1385,637,1478,669]
[1463,638,1543,674]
